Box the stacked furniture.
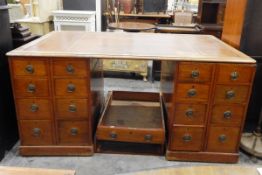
[7,32,255,163]
[11,23,39,48]
[197,0,226,38]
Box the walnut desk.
[7,31,256,162]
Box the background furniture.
[0,0,18,160]
[103,59,149,81]
[11,0,59,35]
[108,21,155,32]
[197,0,226,38]
[62,0,102,31]
[7,32,255,163]
[53,10,96,31]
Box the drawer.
[14,78,50,97]
[96,127,165,144]
[55,99,89,118]
[206,126,240,153]
[54,78,89,97]
[12,59,48,76]
[53,60,88,77]
[96,91,165,144]
[214,85,250,104]
[211,105,245,126]
[58,121,90,145]
[20,120,53,145]
[174,103,207,125]
[217,64,254,84]
[17,99,52,120]
[175,84,210,102]
[170,126,204,151]
[178,62,213,83]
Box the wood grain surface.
[0,166,75,175]
[125,166,260,175]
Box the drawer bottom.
[96,140,164,155]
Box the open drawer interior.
[96,91,166,145]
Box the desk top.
[7,31,256,63]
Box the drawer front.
[176,84,210,102]
[214,85,250,104]
[211,105,245,126]
[53,60,88,77]
[54,79,89,97]
[12,59,48,76]
[170,126,204,151]
[55,99,89,118]
[14,78,50,97]
[17,99,52,120]
[96,127,165,144]
[206,126,240,153]
[174,103,207,125]
[178,63,213,83]
[58,121,90,145]
[217,64,254,84]
[20,120,53,145]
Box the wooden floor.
[128,166,260,175]
[0,166,75,175]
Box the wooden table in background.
[108,22,156,32]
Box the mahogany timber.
[6,32,256,161]
[222,0,248,49]
[96,91,165,154]
[8,57,103,156]
[161,61,256,162]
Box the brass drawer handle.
[191,70,200,78]
[224,111,232,119]
[144,134,153,142]
[185,108,194,118]
[187,89,197,97]
[31,103,39,112]
[66,64,74,74]
[218,134,227,142]
[25,64,34,74]
[109,132,117,139]
[70,128,78,136]
[230,71,239,80]
[33,128,41,137]
[27,83,36,93]
[68,104,77,112]
[226,90,235,99]
[183,135,192,142]
[67,83,76,92]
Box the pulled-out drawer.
[96,91,165,144]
